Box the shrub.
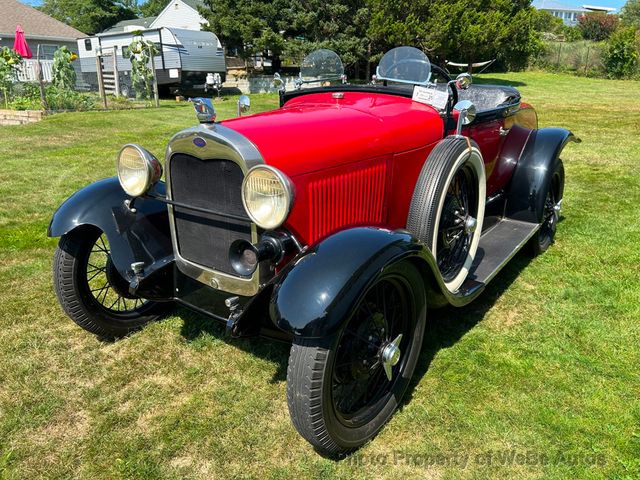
[578,13,619,41]
[603,27,639,78]
[8,82,42,110]
[45,86,95,111]
[0,47,23,107]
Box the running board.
[469,219,540,285]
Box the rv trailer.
[77,27,226,96]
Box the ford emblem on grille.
[193,137,207,148]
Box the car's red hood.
[222,92,444,177]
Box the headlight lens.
[242,166,293,229]
[117,144,162,197]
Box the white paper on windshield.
[412,85,448,111]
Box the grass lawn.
[0,72,638,479]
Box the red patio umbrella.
[13,25,33,59]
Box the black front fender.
[269,228,469,339]
[48,177,173,283]
[506,128,579,223]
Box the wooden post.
[556,43,562,69]
[95,52,107,109]
[113,46,120,96]
[36,45,48,111]
[584,46,590,75]
[148,45,159,107]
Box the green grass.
[0,76,638,479]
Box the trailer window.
[84,39,92,51]
[122,46,129,59]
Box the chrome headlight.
[117,144,162,197]
[242,166,293,230]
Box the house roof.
[532,0,589,12]
[0,0,85,39]
[181,0,205,11]
[102,16,157,33]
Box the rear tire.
[529,160,565,256]
[286,261,426,455]
[53,227,169,339]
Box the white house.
[104,0,208,33]
[532,0,616,26]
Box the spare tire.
[407,136,486,292]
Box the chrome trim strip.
[165,123,264,296]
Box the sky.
[19,0,628,12]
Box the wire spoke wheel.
[53,227,168,339]
[437,165,479,283]
[85,234,149,314]
[286,261,426,455]
[331,277,410,427]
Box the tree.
[620,0,640,28]
[41,0,137,34]
[577,12,619,41]
[368,0,541,71]
[199,0,370,70]
[139,0,168,17]
[603,26,639,78]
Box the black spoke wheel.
[407,136,486,292]
[286,261,426,456]
[53,226,169,339]
[437,164,479,283]
[529,160,565,256]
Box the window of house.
[41,45,60,60]
[84,39,92,51]
[122,46,129,59]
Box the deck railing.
[14,59,54,83]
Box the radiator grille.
[169,154,251,276]
[308,163,387,242]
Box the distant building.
[0,0,84,58]
[532,0,616,26]
[104,0,208,33]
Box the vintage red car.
[49,47,578,455]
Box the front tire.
[286,261,426,455]
[53,227,168,339]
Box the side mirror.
[191,97,216,124]
[273,72,284,91]
[237,95,250,117]
[455,73,472,90]
[453,100,476,134]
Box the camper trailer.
[77,27,226,96]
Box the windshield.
[300,49,344,83]
[376,46,431,86]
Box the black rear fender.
[506,128,579,223]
